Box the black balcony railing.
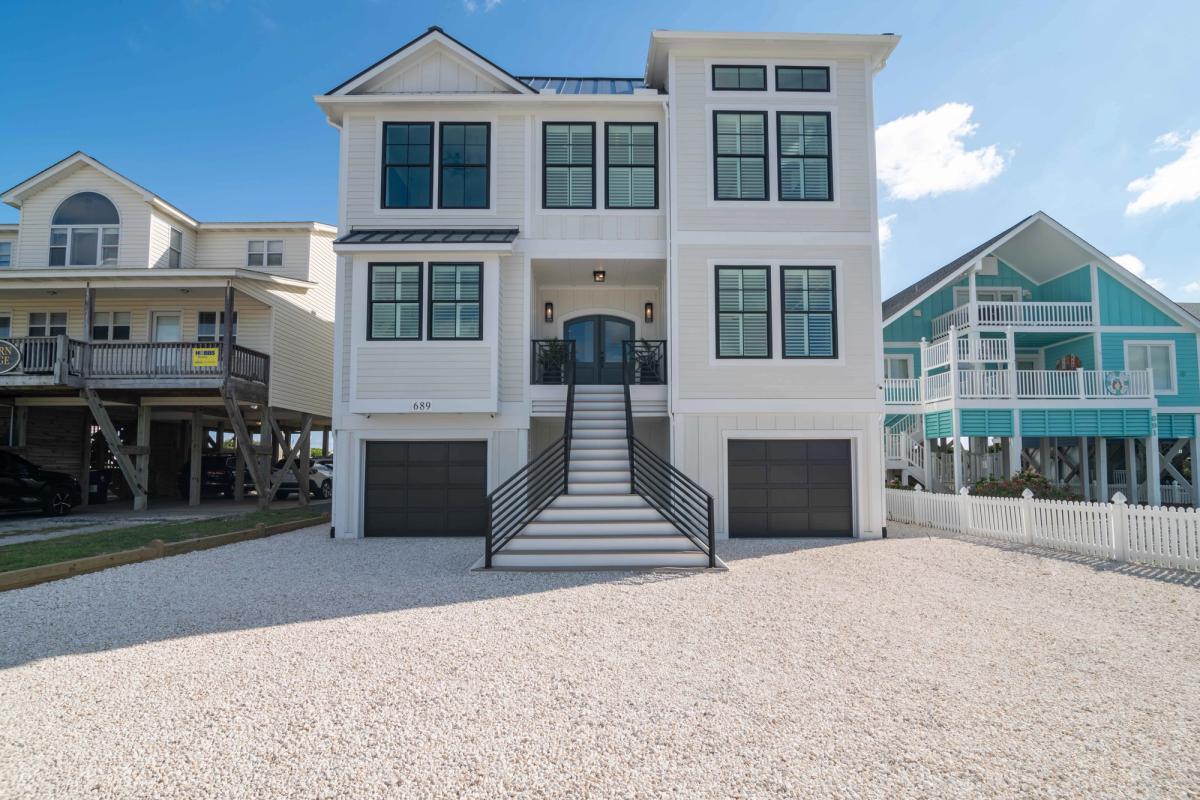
[530,339,576,385]
[530,338,667,385]
[622,339,667,385]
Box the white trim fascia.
[199,221,337,234]
[884,353,914,380]
[0,268,314,290]
[328,30,532,98]
[334,242,514,254]
[673,398,881,414]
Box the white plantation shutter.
[607,124,657,208]
[778,113,831,201]
[545,124,594,208]
[781,267,836,357]
[370,264,421,340]
[430,263,482,339]
[714,112,766,199]
[716,266,770,357]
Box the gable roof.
[881,213,1036,321]
[1,151,199,227]
[1181,302,1200,321]
[325,26,534,96]
[883,211,1200,333]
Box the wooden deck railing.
[0,336,269,385]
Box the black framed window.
[382,122,433,209]
[197,311,238,344]
[714,111,767,200]
[439,123,490,209]
[369,263,422,340]
[715,266,771,358]
[778,112,832,201]
[712,65,766,91]
[776,66,830,92]
[605,123,657,209]
[781,267,836,358]
[543,123,595,208]
[429,263,482,340]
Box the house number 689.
[411,401,432,411]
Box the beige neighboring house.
[0,152,335,510]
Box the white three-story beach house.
[316,27,897,567]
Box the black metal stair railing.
[621,339,667,385]
[622,346,715,567]
[485,342,576,567]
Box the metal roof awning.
[335,228,519,245]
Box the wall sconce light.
[592,270,606,283]
[644,302,654,323]
[544,302,554,323]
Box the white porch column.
[1192,418,1200,508]
[1097,437,1109,501]
[1125,438,1139,505]
[1080,436,1091,501]
[1005,326,1016,398]
[1008,413,1021,477]
[1040,438,1051,482]
[1146,434,1161,506]
[951,413,964,491]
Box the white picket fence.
[886,487,1200,572]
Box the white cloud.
[1113,253,1167,292]
[1183,281,1200,296]
[1125,130,1200,215]
[878,214,897,248]
[875,103,1007,200]
[463,0,501,11]
[1112,253,1146,277]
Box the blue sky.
[2,0,1198,299]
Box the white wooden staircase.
[484,385,715,570]
[885,414,927,488]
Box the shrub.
[971,468,1076,500]
[886,478,914,491]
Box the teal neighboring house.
[882,212,1199,507]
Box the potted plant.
[538,337,568,384]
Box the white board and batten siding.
[887,488,1200,572]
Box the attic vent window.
[49,192,120,267]
[712,65,766,91]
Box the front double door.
[564,315,634,385]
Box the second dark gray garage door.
[363,441,487,536]
[728,439,853,537]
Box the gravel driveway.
[1,524,1198,798]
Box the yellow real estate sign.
[191,347,220,368]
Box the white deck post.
[1005,327,1016,398]
[1097,437,1109,500]
[951,413,964,492]
[1146,434,1161,506]
[1125,437,1139,504]
[1080,435,1091,501]
[1192,420,1200,507]
[1008,413,1021,477]
[1040,437,1051,482]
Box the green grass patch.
[0,506,326,573]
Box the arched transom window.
[50,192,120,266]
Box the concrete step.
[569,459,629,471]
[503,534,697,552]
[573,429,627,441]
[489,549,711,570]
[552,493,646,509]
[570,447,627,460]
[522,520,679,536]
[571,439,627,451]
[568,469,630,483]
[573,410,625,420]
[573,418,626,429]
[536,506,663,522]
[568,481,631,495]
[572,401,625,411]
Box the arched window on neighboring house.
[49,192,120,266]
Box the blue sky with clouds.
[2,0,1198,299]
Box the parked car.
[272,460,333,500]
[176,454,251,499]
[0,451,82,516]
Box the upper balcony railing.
[884,368,1154,406]
[925,336,1011,371]
[530,339,667,385]
[0,336,269,386]
[931,301,1093,339]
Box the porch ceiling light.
[644,302,654,323]
[544,302,554,323]
[593,270,606,283]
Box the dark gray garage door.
[728,439,853,537]
[364,441,487,536]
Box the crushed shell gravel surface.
[1,522,1198,799]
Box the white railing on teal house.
[931,301,1094,338]
[883,368,1154,405]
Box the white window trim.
[0,310,12,338]
[1124,339,1178,395]
[91,311,132,341]
[704,103,840,209]
[27,311,69,337]
[0,241,12,268]
[197,311,238,343]
[705,58,838,99]
[953,285,1022,305]
[247,239,284,269]
[706,257,845,368]
[372,112,499,218]
[168,227,183,268]
[50,224,120,267]
[884,353,914,380]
